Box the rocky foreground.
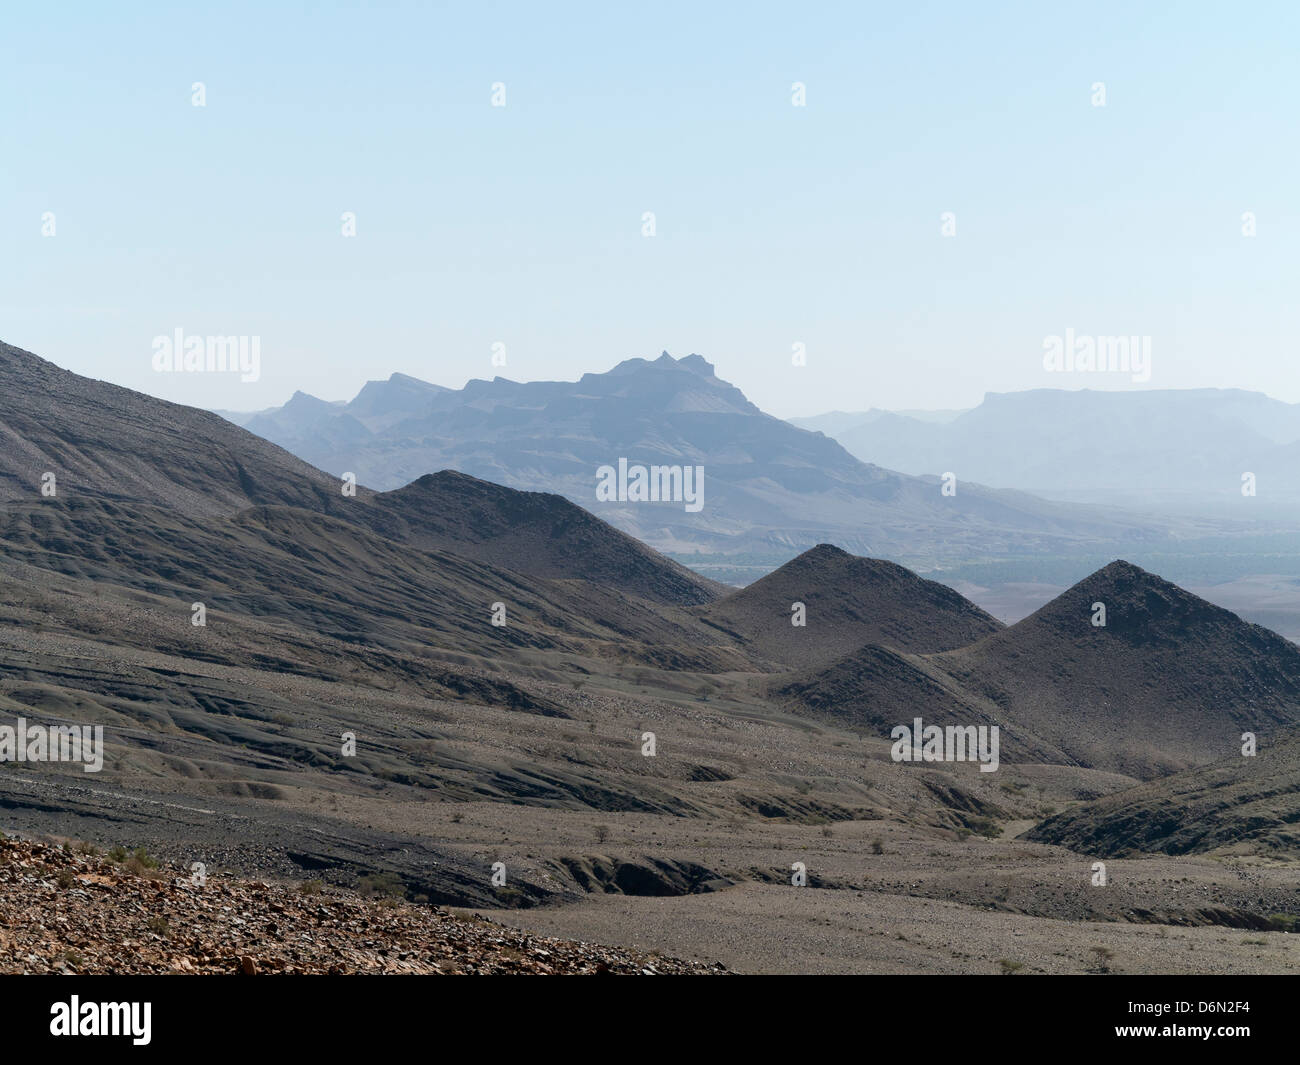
[0,835,723,975]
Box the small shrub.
[358,871,406,899]
[298,879,324,896]
[122,847,162,878]
[494,884,524,905]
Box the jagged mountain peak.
[607,351,717,378]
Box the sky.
[2,1,1297,417]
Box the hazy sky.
[3,1,1296,417]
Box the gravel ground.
[0,835,723,975]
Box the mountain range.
[222,353,1178,574]
[792,389,1300,519]
[5,337,1300,971]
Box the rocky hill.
[780,560,1300,777]
[702,544,1001,667]
[365,470,725,606]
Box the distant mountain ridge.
[224,352,1172,567]
[796,388,1300,518]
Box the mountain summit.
[702,544,1001,667]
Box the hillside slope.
[0,340,345,518]
[364,470,725,606]
[0,340,731,660]
[1025,733,1300,856]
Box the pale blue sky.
[2,1,1296,415]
